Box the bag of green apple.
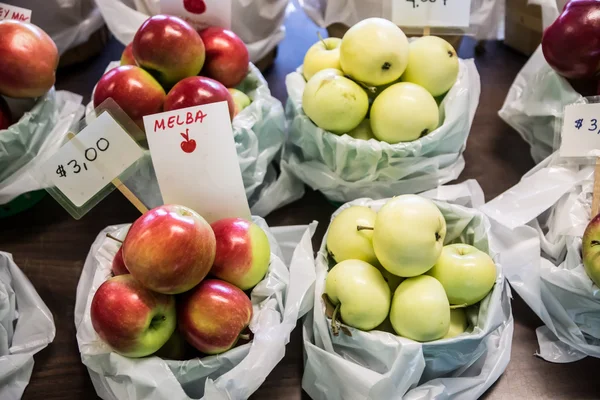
[482,152,600,362]
[74,218,317,400]
[303,180,519,400]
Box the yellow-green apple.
[178,279,253,354]
[325,259,391,331]
[326,206,378,265]
[401,36,459,97]
[199,27,249,88]
[93,65,166,128]
[112,247,128,276]
[0,97,11,130]
[164,76,235,120]
[371,195,446,277]
[390,275,450,342]
[133,15,205,88]
[154,329,190,360]
[228,88,251,116]
[120,43,136,66]
[303,37,342,81]
[210,218,271,291]
[0,20,58,98]
[370,82,439,143]
[90,274,176,357]
[428,244,496,305]
[123,204,216,294]
[443,308,468,339]
[582,214,600,287]
[348,119,375,141]
[339,18,409,86]
[302,68,368,134]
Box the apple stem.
[450,303,468,309]
[106,233,123,244]
[317,31,328,49]
[331,303,341,336]
[238,333,251,341]
[356,81,377,94]
[356,225,374,232]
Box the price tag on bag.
[0,2,31,22]
[391,0,471,28]
[559,103,600,158]
[161,0,231,30]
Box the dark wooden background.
[1,5,600,400]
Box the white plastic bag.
[0,89,85,205]
[93,0,288,63]
[482,153,600,362]
[282,60,480,203]
[0,252,56,399]
[303,180,522,399]
[75,219,317,400]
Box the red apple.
[112,247,129,276]
[178,279,253,354]
[133,15,205,88]
[210,218,271,290]
[164,76,235,120]
[90,274,176,358]
[199,27,249,88]
[120,43,136,66]
[123,204,216,294]
[0,20,58,98]
[0,96,11,130]
[184,0,207,14]
[93,65,166,127]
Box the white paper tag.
[391,0,471,28]
[160,0,231,30]
[0,2,31,22]
[143,102,251,223]
[41,112,144,207]
[560,103,600,158]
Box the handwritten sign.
[391,0,471,28]
[161,0,231,30]
[143,102,251,223]
[559,103,600,158]
[0,3,31,22]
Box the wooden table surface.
[2,6,600,400]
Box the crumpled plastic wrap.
[93,0,288,63]
[282,60,480,203]
[0,89,85,205]
[303,180,519,399]
[482,153,600,362]
[75,218,317,400]
[0,252,56,399]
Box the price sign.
[161,0,231,30]
[0,2,31,22]
[143,101,250,223]
[559,103,600,158]
[391,0,471,28]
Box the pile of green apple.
[301,18,460,144]
[324,195,497,342]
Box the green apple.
[372,195,446,277]
[302,68,369,134]
[370,82,439,143]
[340,18,409,86]
[428,244,496,305]
[581,214,600,287]
[303,37,342,81]
[228,88,251,116]
[325,259,391,331]
[348,119,376,141]
[443,308,468,339]
[390,275,450,342]
[401,36,459,97]
[376,264,404,293]
[326,206,378,265]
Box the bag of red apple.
[0,90,85,205]
[303,180,524,399]
[481,152,600,362]
[74,218,317,400]
[0,252,56,399]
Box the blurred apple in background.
[120,43,136,66]
[123,204,216,294]
[93,65,166,128]
[111,247,128,276]
[133,15,205,88]
[0,97,11,130]
[582,214,600,287]
[199,27,249,88]
[303,37,342,81]
[348,119,375,141]
[164,76,235,120]
[443,308,468,339]
[210,218,271,290]
[179,279,253,354]
[402,36,459,97]
[0,20,58,98]
[326,206,378,265]
[302,68,369,134]
[91,275,176,357]
[228,88,251,116]
[370,82,439,143]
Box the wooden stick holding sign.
[592,158,600,217]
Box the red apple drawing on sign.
[184,0,206,14]
[181,128,197,153]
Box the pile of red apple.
[0,20,59,130]
[93,14,252,129]
[90,204,271,358]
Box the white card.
[0,2,31,22]
[41,112,144,207]
[391,0,471,28]
[143,102,251,223]
[160,0,231,30]
[560,103,600,158]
